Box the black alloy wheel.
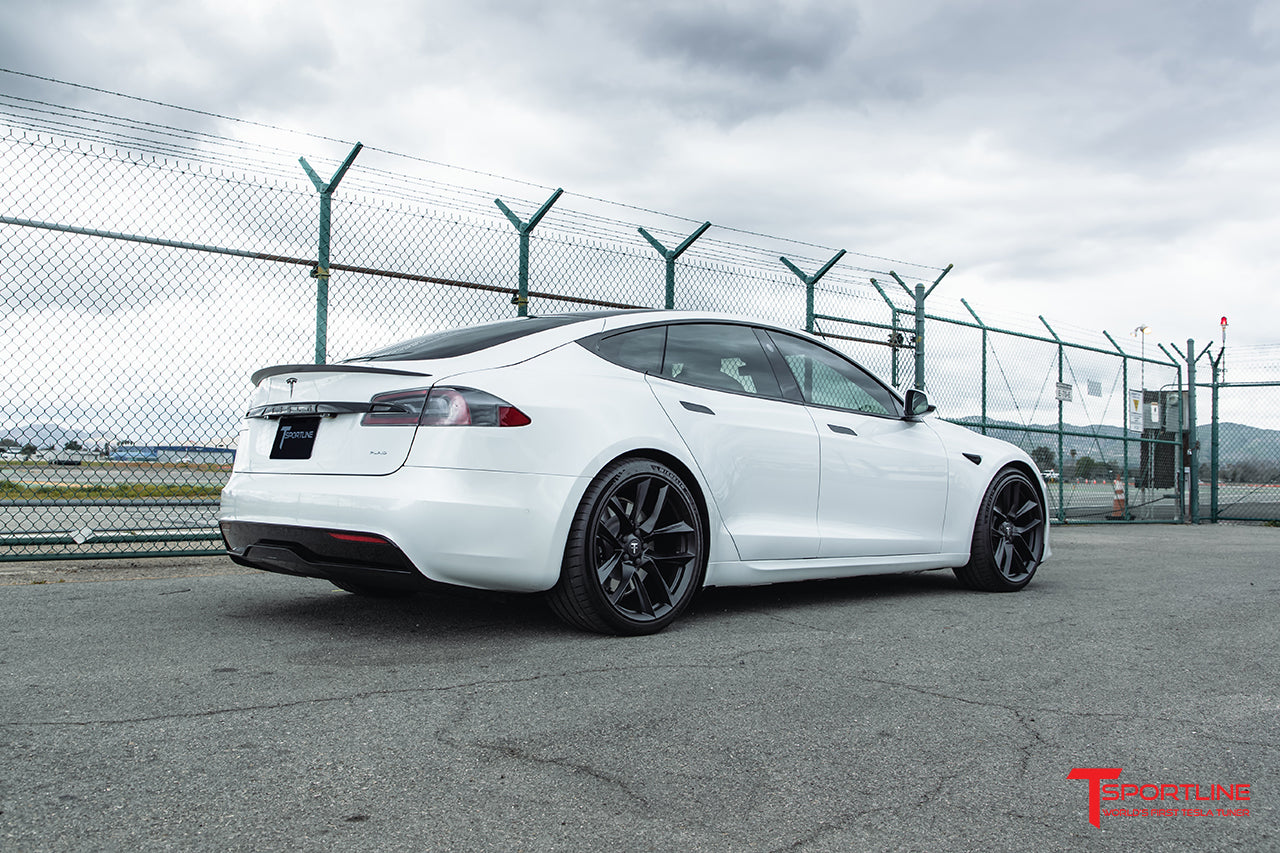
[954,467,1045,592]
[548,458,707,635]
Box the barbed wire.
[0,69,942,284]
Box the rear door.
[645,322,821,561]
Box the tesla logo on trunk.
[286,377,297,398]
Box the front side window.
[768,332,899,416]
[662,324,783,398]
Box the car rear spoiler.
[250,364,431,386]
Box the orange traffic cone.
[1109,479,1125,519]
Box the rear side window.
[585,326,667,374]
[661,324,783,398]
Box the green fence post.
[1185,339,1199,523]
[495,188,564,316]
[299,142,363,363]
[781,250,846,333]
[1041,316,1066,522]
[1207,347,1224,522]
[1161,343,1185,522]
[638,222,712,310]
[868,278,902,387]
[962,299,988,434]
[1104,330,1131,519]
[1185,339,1213,524]
[890,263,952,390]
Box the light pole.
[1132,324,1153,494]
[1132,324,1151,392]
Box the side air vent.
[963,453,982,466]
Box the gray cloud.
[627,1,858,78]
[4,0,1280,349]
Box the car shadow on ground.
[224,568,993,640]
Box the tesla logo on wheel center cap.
[625,538,643,558]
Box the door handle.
[680,401,715,415]
[827,423,857,436]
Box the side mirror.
[904,389,936,420]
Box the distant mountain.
[0,423,94,451]
[949,418,1280,468]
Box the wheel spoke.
[1009,497,1040,523]
[1012,538,1037,571]
[637,483,669,536]
[596,517,623,549]
[1013,517,1043,536]
[630,570,657,616]
[650,550,694,566]
[993,538,1013,575]
[638,558,675,608]
[652,520,694,537]
[607,496,635,536]
[631,478,650,529]
[596,551,624,586]
[605,562,640,605]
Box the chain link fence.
[1201,380,1280,523]
[2,105,1278,560]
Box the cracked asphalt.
[1,524,1277,852]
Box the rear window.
[345,312,633,362]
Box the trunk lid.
[238,365,432,475]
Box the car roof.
[343,309,809,364]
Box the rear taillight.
[363,387,530,427]
[361,389,429,426]
[420,387,531,427]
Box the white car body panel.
[811,409,949,557]
[707,552,973,587]
[220,467,583,592]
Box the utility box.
[1161,389,1187,432]
[1142,396,1162,431]
[1138,389,1179,489]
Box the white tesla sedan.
[220,310,1048,634]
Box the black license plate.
[270,416,321,460]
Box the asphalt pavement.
[1,524,1276,852]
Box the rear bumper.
[218,466,586,593]
[221,520,428,593]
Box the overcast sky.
[3,0,1279,356]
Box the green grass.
[0,480,223,500]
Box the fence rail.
[2,106,1278,561]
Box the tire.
[954,466,1045,592]
[547,458,707,635]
